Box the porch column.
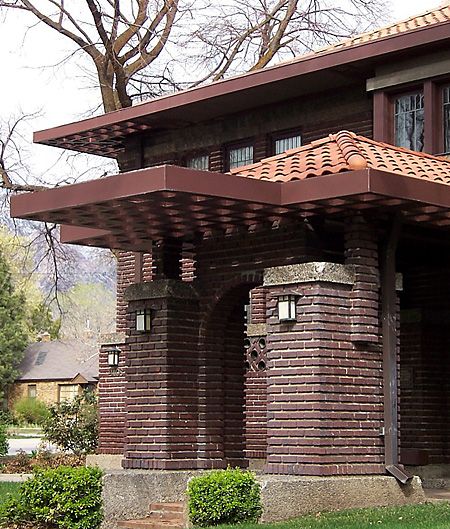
[265,253,385,474]
[122,279,200,469]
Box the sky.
[0,0,444,183]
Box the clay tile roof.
[230,131,450,184]
[289,3,450,61]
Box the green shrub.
[14,397,49,425]
[0,423,8,457]
[0,409,15,425]
[42,390,98,455]
[187,467,262,527]
[0,466,103,529]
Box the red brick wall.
[399,266,450,465]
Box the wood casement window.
[227,143,254,170]
[27,384,37,399]
[186,154,209,171]
[443,85,450,154]
[273,132,302,155]
[394,91,424,152]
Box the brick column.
[122,279,200,469]
[264,261,385,476]
[98,333,127,454]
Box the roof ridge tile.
[334,131,368,170]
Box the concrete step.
[117,520,182,529]
[149,503,185,513]
[118,502,187,529]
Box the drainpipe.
[380,215,412,484]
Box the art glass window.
[394,92,424,152]
[443,86,450,153]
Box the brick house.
[8,338,98,409]
[9,3,450,518]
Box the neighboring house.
[8,337,98,408]
[10,3,450,518]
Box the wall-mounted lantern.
[136,309,151,332]
[278,295,297,322]
[107,347,120,368]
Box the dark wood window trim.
[271,128,302,155]
[373,77,450,155]
[225,139,255,171]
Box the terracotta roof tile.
[231,131,450,184]
[281,4,450,66]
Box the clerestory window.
[187,154,209,171]
[228,145,254,170]
[274,134,302,155]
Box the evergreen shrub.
[187,467,262,527]
[0,466,103,529]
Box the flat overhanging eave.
[11,167,450,252]
[33,23,450,157]
[11,164,282,219]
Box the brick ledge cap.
[99,332,126,345]
[124,279,198,301]
[264,262,355,286]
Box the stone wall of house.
[8,380,77,409]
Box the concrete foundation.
[86,454,124,471]
[100,470,426,529]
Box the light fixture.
[278,295,296,322]
[107,347,120,368]
[136,309,151,332]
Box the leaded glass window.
[274,134,302,154]
[444,86,450,154]
[394,92,424,152]
[187,155,209,171]
[228,145,254,169]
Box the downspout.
[380,215,412,484]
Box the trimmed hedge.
[187,468,262,527]
[0,466,103,529]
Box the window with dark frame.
[443,86,450,154]
[187,154,209,171]
[394,91,424,152]
[228,145,254,170]
[28,384,37,399]
[274,134,302,155]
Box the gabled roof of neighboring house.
[17,340,99,383]
[32,4,450,157]
[231,130,450,183]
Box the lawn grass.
[0,481,21,503]
[217,503,450,529]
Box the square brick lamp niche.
[10,5,450,518]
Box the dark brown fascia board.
[33,22,450,148]
[60,225,111,243]
[10,165,282,219]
